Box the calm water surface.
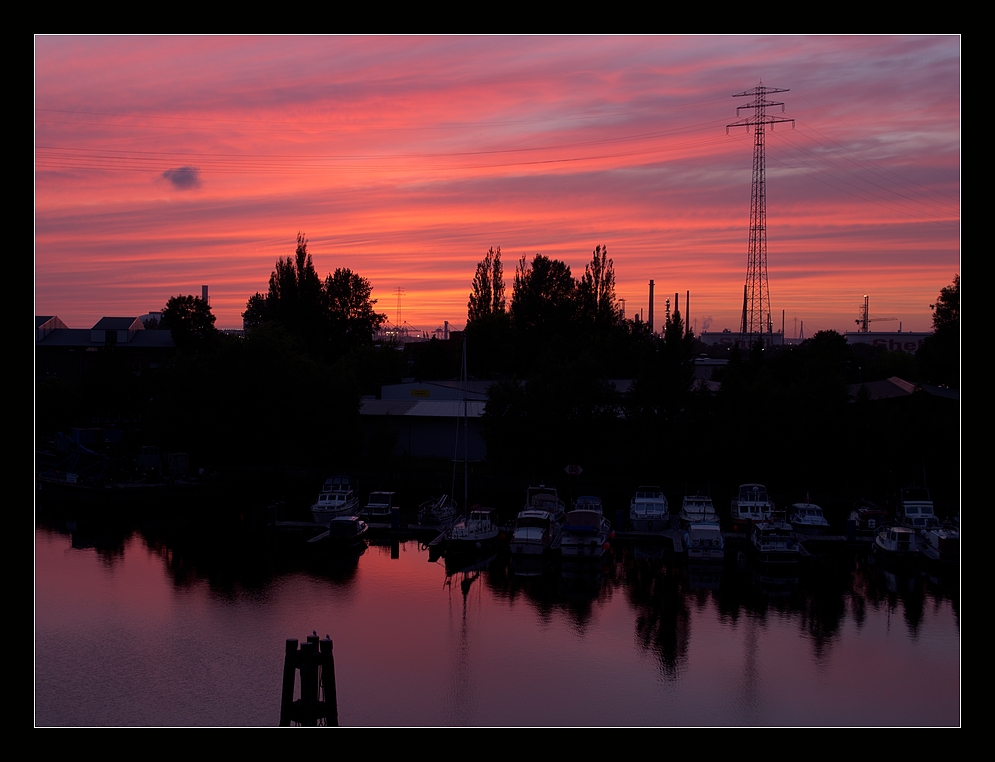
[35,522,959,726]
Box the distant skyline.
[35,36,960,334]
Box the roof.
[92,317,143,330]
[36,328,174,348]
[360,399,486,418]
[848,376,959,402]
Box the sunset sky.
[35,36,960,334]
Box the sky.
[34,36,960,334]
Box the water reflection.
[35,509,959,726]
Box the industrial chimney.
[648,280,655,334]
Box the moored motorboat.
[511,509,558,555]
[898,487,940,532]
[850,499,890,535]
[316,515,369,549]
[731,483,774,528]
[561,500,611,559]
[790,502,830,536]
[629,486,669,532]
[524,485,566,524]
[311,476,360,524]
[685,522,725,561]
[680,494,718,529]
[873,525,919,560]
[361,491,396,522]
[920,526,959,564]
[749,517,800,566]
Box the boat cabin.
[688,523,723,547]
[574,496,604,513]
[564,509,606,532]
[682,496,716,522]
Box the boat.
[685,522,725,561]
[680,494,718,529]
[849,499,890,534]
[873,525,919,560]
[360,491,396,522]
[731,483,774,528]
[898,487,940,532]
[629,486,669,532]
[447,507,500,555]
[443,335,498,557]
[524,485,566,524]
[418,494,457,526]
[311,476,360,524]
[561,498,611,559]
[308,515,369,549]
[789,502,831,536]
[510,509,559,555]
[919,526,959,564]
[748,516,801,566]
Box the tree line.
[38,226,958,509]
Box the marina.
[35,495,960,726]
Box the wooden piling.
[320,637,338,727]
[300,639,318,725]
[278,633,339,726]
[279,639,299,727]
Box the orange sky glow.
[35,36,960,335]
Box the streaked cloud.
[34,36,960,333]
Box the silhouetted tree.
[931,274,959,331]
[243,233,385,360]
[468,246,506,324]
[919,274,960,387]
[511,254,576,334]
[324,267,386,354]
[161,294,217,351]
[577,244,619,327]
[243,233,323,337]
[492,248,505,314]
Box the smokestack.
[648,280,655,333]
[741,285,748,336]
[202,285,209,305]
[686,290,690,337]
[444,320,449,340]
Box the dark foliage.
[918,275,960,388]
[243,233,386,361]
[162,295,217,352]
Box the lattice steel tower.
[727,82,793,345]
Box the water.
[35,523,959,726]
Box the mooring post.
[279,638,299,727]
[300,639,319,726]
[320,636,339,727]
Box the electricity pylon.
[727,82,794,346]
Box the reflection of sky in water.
[35,528,959,726]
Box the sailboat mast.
[462,334,468,510]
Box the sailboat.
[445,335,499,556]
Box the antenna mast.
[728,82,794,347]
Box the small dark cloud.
[162,166,202,190]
